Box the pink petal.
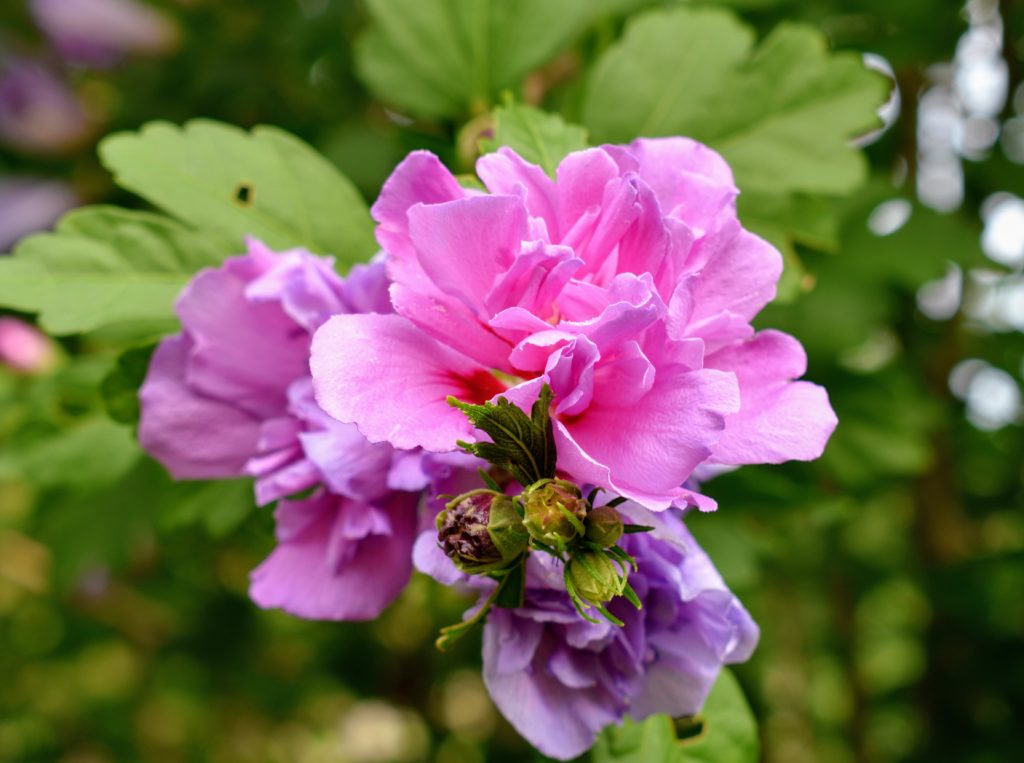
[477,147,559,239]
[310,313,504,452]
[407,195,528,315]
[250,492,416,621]
[707,330,838,464]
[555,367,740,510]
[138,336,261,479]
[177,263,310,419]
[371,150,466,260]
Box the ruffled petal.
[707,330,838,464]
[555,368,740,510]
[249,492,416,621]
[139,336,261,479]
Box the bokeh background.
[1,1,1022,762]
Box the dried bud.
[584,505,624,547]
[437,490,527,574]
[522,479,587,548]
[568,552,622,605]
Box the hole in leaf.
[674,715,706,742]
[234,183,254,206]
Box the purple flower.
[0,56,93,155]
[0,177,77,252]
[311,140,837,511]
[0,317,58,374]
[138,239,457,620]
[31,0,180,69]
[416,505,758,760]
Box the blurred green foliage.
[2,1,1023,763]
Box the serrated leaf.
[355,0,594,120]
[583,8,890,195]
[449,385,555,486]
[101,344,156,425]
[99,119,376,262]
[480,101,588,177]
[0,206,230,335]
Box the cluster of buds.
[436,476,646,638]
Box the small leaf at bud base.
[437,490,528,574]
[585,505,624,547]
[522,479,587,549]
[568,551,623,605]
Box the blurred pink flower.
[0,317,58,374]
[31,0,180,68]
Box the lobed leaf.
[0,207,229,335]
[480,101,588,177]
[355,0,595,120]
[583,8,890,196]
[99,119,376,262]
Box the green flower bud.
[568,551,622,605]
[522,479,587,547]
[584,505,625,547]
[437,490,528,574]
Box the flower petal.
[249,492,417,621]
[555,367,740,510]
[707,330,838,464]
[139,335,261,479]
[311,313,504,452]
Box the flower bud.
[584,505,624,547]
[568,552,622,605]
[522,479,587,548]
[437,490,527,574]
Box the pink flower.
[139,239,468,620]
[0,317,58,374]
[312,139,837,510]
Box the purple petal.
[249,492,417,621]
[138,336,260,479]
[707,330,838,464]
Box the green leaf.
[0,206,230,335]
[101,344,157,425]
[583,8,890,195]
[449,385,556,487]
[14,417,140,489]
[159,477,257,538]
[594,713,677,762]
[592,670,759,762]
[480,101,588,177]
[99,119,376,262]
[355,0,593,120]
[35,459,158,590]
[679,669,760,763]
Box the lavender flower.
[0,177,77,252]
[416,505,758,759]
[0,56,92,156]
[139,239,474,620]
